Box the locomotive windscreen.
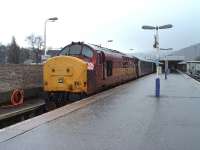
[69,45,81,55]
[59,44,93,58]
[60,44,81,55]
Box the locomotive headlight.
[58,78,64,83]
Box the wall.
[0,64,43,92]
[0,64,43,103]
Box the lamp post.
[99,40,113,48]
[142,24,173,97]
[44,17,58,56]
[160,48,173,80]
[107,40,113,43]
[107,40,113,48]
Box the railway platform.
[0,73,200,150]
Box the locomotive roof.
[62,42,133,58]
[128,53,156,63]
[87,43,127,56]
[69,42,132,58]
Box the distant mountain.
[127,43,200,61]
[172,43,200,61]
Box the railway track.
[0,72,154,129]
[0,98,45,129]
[0,97,79,129]
[185,73,200,82]
[177,70,200,82]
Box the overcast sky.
[0,0,199,53]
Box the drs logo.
[87,62,94,70]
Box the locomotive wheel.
[54,93,69,107]
[45,100,56,111]
[81,93,87,99]
[45,94,57,111]
[55,93,64,108]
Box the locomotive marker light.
[43,17,58,60]
[142,24,173,97]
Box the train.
[43,42,155,108]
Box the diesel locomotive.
[43,42,154,108]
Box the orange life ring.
[11,89,24,106]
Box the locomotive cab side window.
[106,60,113,76]
[82,46,93,58]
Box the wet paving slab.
[0,73,200,150]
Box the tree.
[7,37,20,64]
[26,34,43,63]
[19,48,30,63]
[0,44,6,64]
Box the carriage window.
[60,46,70,55]
[69,45,82,55]
[82,46,93,58]
[106,61,113,76]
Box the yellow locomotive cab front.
[43,56,87,93]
